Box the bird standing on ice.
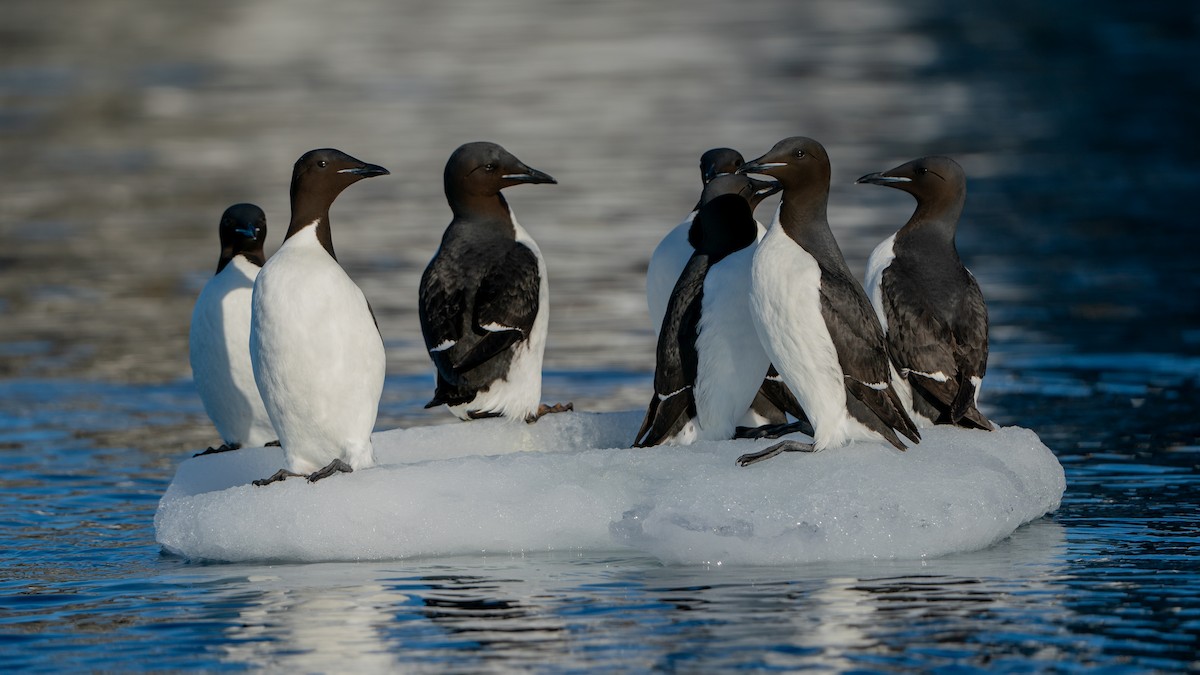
[646,148,806,430]
[249,149,389,485]
[419,141,569,423]
[735,136,920,466]
[635,174,775,447]
[857,156,992,430]
[189,203,276,455]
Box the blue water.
[2,362,1198,671]
[3,0,1200,671]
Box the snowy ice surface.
[155,411,1064,566]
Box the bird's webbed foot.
[734,420,811,440]
[306,458,354,483]
[194,442,241,458]
[253,469,306,486]
[736,440,817,467]
[526,402,574,423]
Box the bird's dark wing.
[880,266,959,411]
[365,299,382,338]
[757,365,812,430]
[419,256,468,379]
[420,242,541,380]
[949,272,990,428]
[882,267,991,429]
[819,266,920,447]
[449,242,541,374]
[634,255,706,447]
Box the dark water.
[2,0,1199,671]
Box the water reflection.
[152,521,1072,671]
[215,568,408,672]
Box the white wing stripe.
[430,339,456,353]
[658,386,692,402]
[909,370,949,383]
[481,322,522,333]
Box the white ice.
[155,411,1065,566]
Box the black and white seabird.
[646,148,747,332]
[189,203,275,456]
[249,148,389,485]
[419,141,570,423]
[645,148,806,430]
[634,174,774,447]
[735,136,921,466]
[857,156,992,430]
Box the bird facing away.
[635,174,775,447]
[646,147,747,331]
[419,141,570,423]
[249,148,389,485]
[857,156,992,430]
[189,203,276,455]
[735,136,920,466]
[645,148,806,430]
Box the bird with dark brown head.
[858,156,992,431]
[250,148,390,486]
[420,141,569,424]
[733,136,920,466]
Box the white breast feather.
[693,244,770,441]
[189,256,276,447]
[863,233,896,333]
[750,224,851,450]
[250,226,384,473]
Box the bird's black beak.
[502,165,557,185]
[856,171,911,186]
[749,177,782,200]
[340,163,390,178]
[234,226,258,238]
[703,168,731,184]
[736,157,787,176]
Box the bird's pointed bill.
[856,172,912,185]
[339,163,390,178]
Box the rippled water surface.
[2,0,1199,671]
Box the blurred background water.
[1,0,1198,671]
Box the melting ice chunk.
[154,411,1064,565]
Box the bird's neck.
[777,187,849,272]
[448,192,516,238]
[216,249,265,274]
[902,194,964,247]
[286,201,336,260]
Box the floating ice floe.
[155,411,1065,565]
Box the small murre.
[419,141,570,423]
[857,156,992,430]
[735,136,920,466]
[189,203,276,456]
[634,174,773,447]
[249,148,389,485]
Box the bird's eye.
[484,163,496,172]
[796,149,806,158]
[917,167,928,175]
[317,160,328,169]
